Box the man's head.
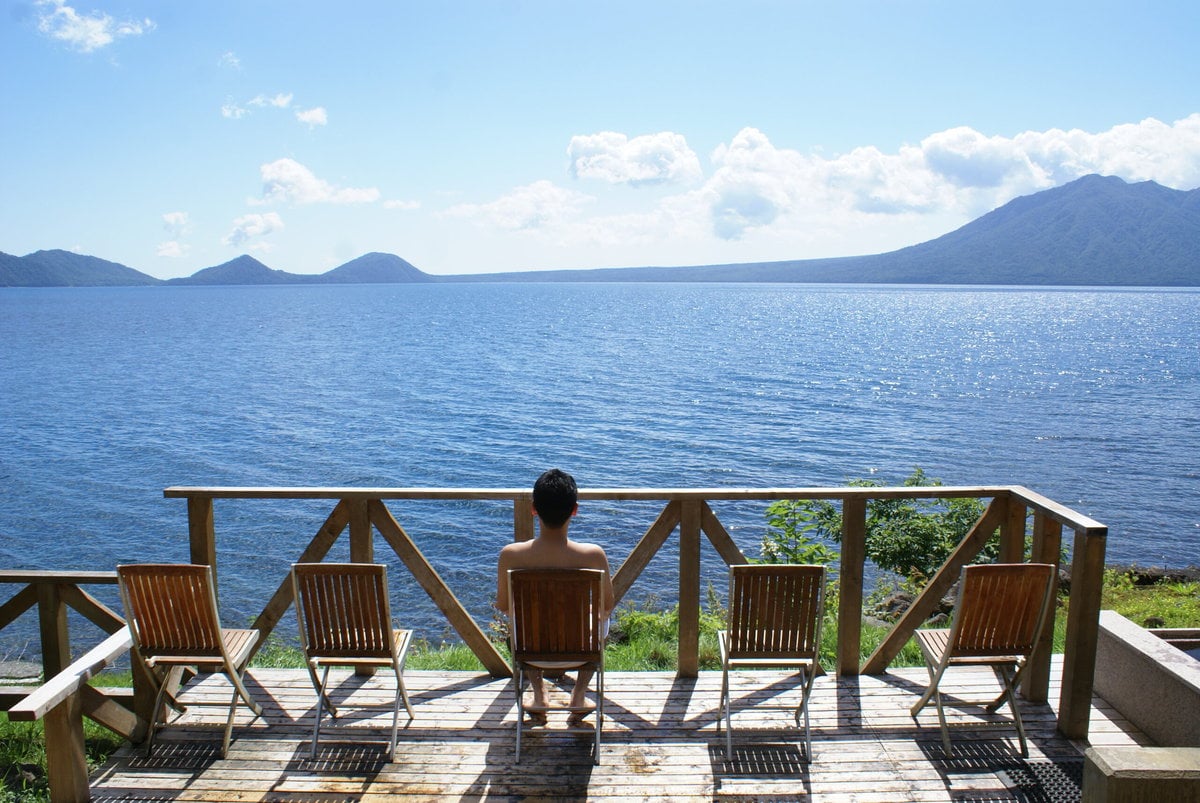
[532,468,578,528]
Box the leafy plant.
[760,499,840,566]
[761,468,990,581]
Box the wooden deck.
[90,657,1143,802]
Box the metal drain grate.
[995,758,1083,803]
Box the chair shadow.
[708,741,812,799]
[917,739,1083,803]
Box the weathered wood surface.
[90,658,1142,801]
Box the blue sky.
[2,1,1198,278]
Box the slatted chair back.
[117,563,263,758]
[118,563,225,657]
[948,563,1056,658]
[508,568,605,665]
[726,564,826,660]
[293,562,395,660]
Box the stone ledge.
[1082,746,1200,803]
[1094,610,1200,747]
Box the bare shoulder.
[571,540,611,568]
[498,540,534,566]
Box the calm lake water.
[1,283,1197,650]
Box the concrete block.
[1082,746,1200,803]
[1094,610,1200,747]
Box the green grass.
[1,672,127,803]
[3,572,1196,802]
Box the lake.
[1,283,1197,650]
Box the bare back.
[496,535,614,617]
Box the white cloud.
[296,106,327,127]
[693,115,1200,241]
[568,131,702,186]
[218,51,241,70]
[35,0,153,53]
[250,93,293,109]
[156,212,190,257]
[221,103,247,120]
[445,180,593,231]
[436,115,1200,271]
[162,211,189,236]
[223,212,284,247]
[385,199,421,211]
[256,158,380,205]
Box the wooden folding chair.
[291,563,414,758]
[117,563,263,757]
[910,562,1056,757]
[718,564,826,759]
[508,568,607,764]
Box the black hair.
[532,468,577,528]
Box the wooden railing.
[0,572,143,803]
[4,484,1106,802]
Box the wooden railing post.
[36,582,71,679]
[1059,525,1107,739]
[1024,511,1063,702]
[187,495,217,592]
[838,497,866,677]
[678,499,702,677]
[349,498,376,676]
[1000,491,1027,563]
[348,498,374,563]
[514,495,534,542]
[43,693,90,803]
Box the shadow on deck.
[89,658,1144,802]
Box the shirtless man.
[496,468,614,725]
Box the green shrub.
[761,468,990,581]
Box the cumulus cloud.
[36,0,154,52]
[296,106,327,127]
[693,115,1200,241]
[162,211,189,236]
[218,51,241,70]
[256,158,380,205]
[223,212,284,247]
[155,212,190,258]
[437,115,1200,268]
[568,131,703,186]
[445,180,593,230]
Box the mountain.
[164,255,313,285]
[314,252,431,283]
[5,175,1199,286]
[0,249,161,286]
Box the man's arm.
[589,546,616,617]
[495,547,512,616]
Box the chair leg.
[144,668,172,758]
[931,685,953,758]
[796,668,812,760]
[311,665,332,759]
[221,685,239,758]
[389,660,413,756]
[593,664,603,765]
[989,664,1029,757]
[720,664,733,758]
[514,665,525,764]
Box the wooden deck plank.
[91,658,1139,801]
